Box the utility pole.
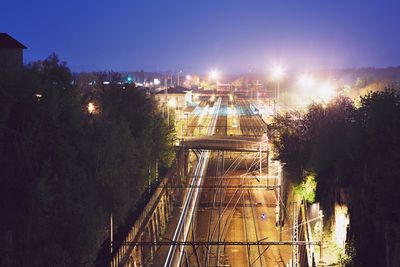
[110,213,113,254]
[292,202,299,267]
[318,210,326,266]
[148,165,151,194]
[279,163,283,241]
[259,142,262,178]
[155,159,159,183]
[277,184,282,241]
[277,79,280,114]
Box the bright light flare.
[296,77,337,106]
[209,70,219,81]
[335,204,349,249]
[271,65,285,80]
[87,102,96,114]
[186,75,191,81]
[298,74,315,88]
[318,82,335,102]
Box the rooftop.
[0,33,27,49]
[156,86,191,94]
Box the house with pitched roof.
[154,86,192,110]
[0,33,27,71]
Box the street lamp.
[298,74,315,88]
[209,70,219,81]
[209,69,219,91]
[318,82,335,103]
[87,102,96,114]
[185,75,192,87]
[297,74,316,107]
[271,65,285,114]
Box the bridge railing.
[178,137,268,152]
[109,168,175,267]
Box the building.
[154,86,192,111]
[0,33,27,71]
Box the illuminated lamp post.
[271,65,285,115]
[87,102,98,114]
[209,69,219,91]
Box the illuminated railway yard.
[4,3,396,266]
[152,96,293,267]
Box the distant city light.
[154,78,160,85]
[295,76,337,106]
[298,74,315,87]
[127,76,132,83]
[271,65,285,80]
[87,102,96,114]
[186,75,191,81]
[209,70,219,81]
[318,82,335,102]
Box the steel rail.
[162,184,280,189]
[123,241,321,246]
[164,97,222,267]
[248,189,264,267]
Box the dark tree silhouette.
[270,91,400,266]
[0,55,175,267]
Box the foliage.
[270,90,400,266]
[293,172,317,203]
[0,54,175,267]
[337,239,356,266]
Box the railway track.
[196,98,269,267]
[236,99,266,137]
[164,96,286,267]
[164,98,222,267]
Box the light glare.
[272,65,285,80]
[318,82,335,102]
[298,74,315,87]
[87,102,96,114]
[209,70,219,81]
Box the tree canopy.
[0,54,175,267]
[270,90,400,266]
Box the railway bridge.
[177,136,268,153]
[107,97,321,267]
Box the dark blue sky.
[2,0,400,73]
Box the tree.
[270,91,400,266]
[0,55,175,267]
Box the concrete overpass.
[177,135,268,152]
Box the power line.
[122,241,321,246]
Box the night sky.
[2,0,400,73]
